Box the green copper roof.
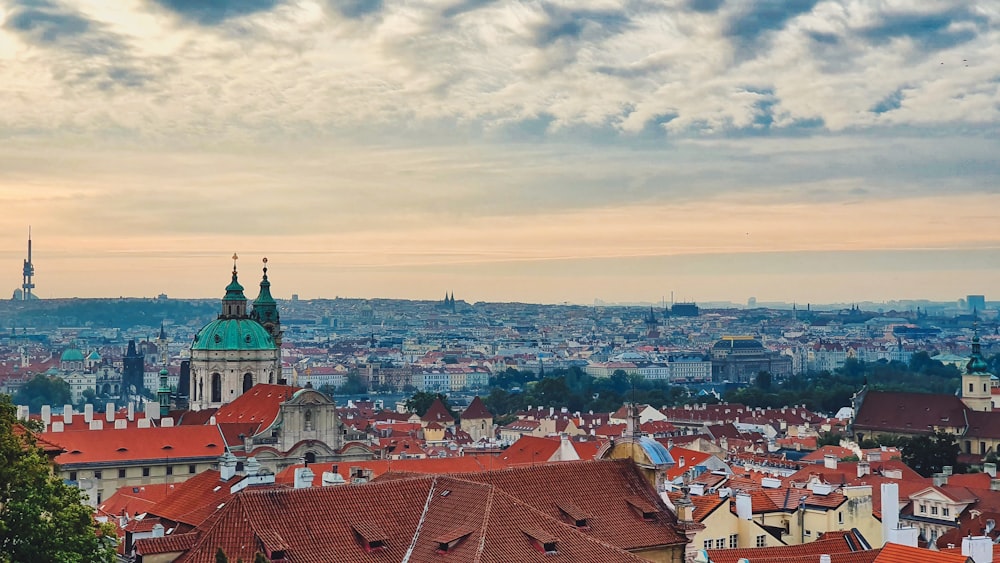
[61,348,85,362]
[223,269,246,302]
[191,318,276,351]
[968,335,990,374]
[253,268,276,306]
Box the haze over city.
[0,0,998,303]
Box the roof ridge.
[472,479,494,563]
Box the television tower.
[21,227,34,300]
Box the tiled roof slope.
[706,532,864,563]
[421,397,454,424]
[457,459,688,551]
[142,469,249,528]
[42,425,229,466]
[213,384,299,430]
[853,391,968,435]
[462,395,493,419]
[161,476,648,562]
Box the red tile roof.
[462,395,493,419]
[421,397,454,424]
[213,384,299,431]
[42,425,230,466]
[274,456,491,485]
[853,391,969,435]
[154,475,650,562]
[141,469,250,528]
[875,542,971,563]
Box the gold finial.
[262,257,268,264]
[232,253,239,273]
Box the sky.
[0,0,998,305]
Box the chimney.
[106,403,115,422]
[881,483,900,540]
[990,479,1000,491]
[294,466,315,489]
[824,454,837,470]
[679,456,685,468]
[63,404,73,425]
[820,556,832,563]
[151,523,165,538]
[244,457,262,477]
[84,403,93,423]
[962,536,993,563]
[41,405,51,424]
[219,451,238,481]
[114,419,126,429]
[943,465,953,476]
[985,463,997,478]
[51,421,63,432]
[858,461,870,478]
[127,402,134,422]
[735,492,752,520]
[933,473,948,487]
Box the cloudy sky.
[0,0,997,304]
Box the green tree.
[0,394,117,562]
[254,553,269,563]
[13,374,71,413]
[900,432,966,477]
[405,391,456,419]
[337,372,369,395]
[755,371,772,391]
[216,547,229,563]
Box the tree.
[755,371,772,391]
[900,432,966,477]
[337,372,368,395]
[0,394,117,562]
[405,391,455,418]
[13,374,71,413]
[216,547,229,563]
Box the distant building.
[968,294,986,312]
[710,336,792,383]
[669,302,700,317]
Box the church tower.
[189,255,281,411]
[961,326,993,412]
[250,257,281,347]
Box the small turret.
[221,253,247,318]
[250,257,281,346]
[157,367,171,417]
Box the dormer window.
[434,528,473,553]
[627,498,659,521]
[523,528,558,554]
[557,502,591,529]
[352,523,387,553]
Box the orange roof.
[214,384,299,431]
[666,447,713,480]
[875,542,970,563]
[462,396,493,419]
[275,456,491,485]
[43,425,230,466]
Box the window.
[118,468,126,479]
[142,467,150,477]
[69,471,77,481]
[211,372,222,403]
[805,530,812,537]
[715,538,725,549]
[931,506,938,516]
[189,464,196,474]
[756,535,766,547]
[729,534,738,548]
[166,466,173,476]
[94,470,102,480]
[970,383,974,393]
[704,540,712,550]
[919,504,926,514]
[243,372,253,393]
[943,508,950,517]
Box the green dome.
[61,349,85,362]
[191,318,276,351]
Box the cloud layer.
[0,0,998,301]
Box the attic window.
[557,502,591,529]
[116,447,128,452]
[626,498,659,521]
[162,445,173,450]
[434,528,473,553]
[352,523,388,553]
[523,528,558,554]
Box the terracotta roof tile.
[213,383,299,430]
[462,395,493,419]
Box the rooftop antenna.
[21,226,34,300]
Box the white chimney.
[244,457,261,477]
[16,405,28,421]
[219,451,238,481]
[151,523,165,538]
[127,402,134,422]
[294,466,315,489]
[824,454,837,469]
[820,556,832,563]
[41,405,51,424]
[881,483,899,536]
[735,492,752,520]
[106,403,115,422]
[160,417,174,428]
[89,420,104,430]
[137,418,150,429]
[84,403,93,423]
[962,536,993,563]
[51,421,64,432]
[857,461,870,478]
[985,463,997,478]
[63,404,73,424]
[114,419,127,430]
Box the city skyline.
[1,1,998,304]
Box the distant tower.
[123,339,145,398]
[157,322,169,363]
[21,227,34,300]
[961,324,993,412]
[644,307,660,339]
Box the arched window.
[198,377,203,401]
[211,373,222,403]
[305,410,314,432]
[304,451,316,464]
[243,373,253,393]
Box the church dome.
[61,348,85,362]
[192,318,276,351]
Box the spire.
[967,322,989,374]
[221,253,248,318]
[252,257,276,307]
[159,322,166,341]
[250,257,281,345]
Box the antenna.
[21,226,35,300]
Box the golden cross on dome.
[232,253,238,272]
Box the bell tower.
[961,325,993,412]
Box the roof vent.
[434,528,473,554]
[557,502,591,528]
[352,522,387,553]
[626,498,659,521]
[523,527,558,554]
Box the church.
[852,328,1000,461]
[189,256,282,411]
